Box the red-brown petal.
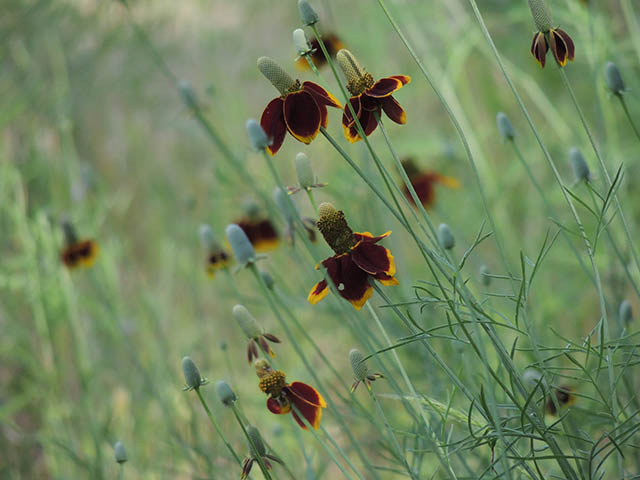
[556,28,575,61]
[283,90,321,144]
[531,32,548,68]
[266,397,291,415]
[389,75,411,86]
[549,29,568,66]
[351,242,396,276]
[260,97,287,155]
[307,279,329,304]
[381,96,406,124]
[353,231,391,244]
[288,382,327,407]
[366,77,403,98]
[302,81,342,108]
[286,383,326,429]
[327,255,374,310]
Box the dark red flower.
[308,203,398,310]
[296,33,345,71]
[335,49,410,143]
[530,28,575,68]
[545,385,576,415]
[205,249,230,278]
[258,56,341,155]
[236,217,279,252]
[60,221,99,269]
[255,359,326,430]
[401,158,460,208]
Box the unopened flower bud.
[296,152,315,189]
[246,119,270,151]
[182,356,204,391]
[528,0,553,32]
[216,380,237,406]
[233,304,263,339]
[246,425,267,457]
[437,223,455,250]
[199,224,215,249]
[260,270,275,290]
[293,28,310,56]
[619,299,633,324]
[523,369,545,389]
[298,0,319,26]
[569,147,591,183]
[605,62,625,95]
[226,224,256,265]
[257,57,297,96]
[479,264,491,286]
[496,112,515,141]
[114,441,127,464]
[349,349,369,382]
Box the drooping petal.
[549,29,569,66]
[351,242,396,277]
[283,90,322,144]
[288,382,327,407]
[555,29,575,61]
[266,397,291,415]
[253,220,279,252]
[302,81,342,108]
[286,383,325,429]
[344,105,379,143]
[381,96,406,124]
[353,231,391,244]
[366,76,404,98]
[389,75,411,86]
[433,173,461,189]
[241,458,254,480]
[530,32,548,68]
[308,279,329,304]
[260,97,287,155]
[374,271,400,286]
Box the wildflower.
[605,62,626,96]
[437,223,455,250]
[528,0,575,68]
[241,426,284,480]
[400,158,460,208]
[308,202,398,310]
[60,221,99,269]
[114,441,127,464]
[254,359,326,429]
[233,304,281,363]
[349,349,383,392]
[235,203,279,252]
[296,33,345,71]
[199,224,231,278]
[288,152,327,195]
[336,49,410,142]
[545,385,576,415]
[182,356,207,391]
[258,56,341,155]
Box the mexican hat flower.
[336,49,410,143]
[240,426,284,480]
[235,202,280,252]
[401,158,460,208]
[545,385,576,415]
[60,221,99,269]
[296,32,345,71]
[258,56,341,155]
[199,224,231,278]
[308,203,398,310]
[254,359,326,430]
[233,304,281,363]
[528,0,575,68]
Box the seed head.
[437,223,455,250]
[233,304,263,339]
[182,356,204,391]
[317,202,356,254]
[528,0,553,32]
[216,380,237,406]
[619,299,633,324]
[246,425,267,457]
[298,0,319,26]
[296,152,315,189]
[496,112,515,141]
[349,349,369,382]
[605,62,625,95]
[114,441,127,464]
[246,119,270,151]
[569,147,591,183]
[257,57,297,96]
[226,224,256,266]
[336,49,374,96]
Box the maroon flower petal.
[366,76,404,98]
[530,32,548,68]
[381,96,406,124]
[344,107,379,143]
[549,29,569,66]
[302,81,341,108]
[260,97,287,155]
[351,242,395,276]
[283,90,322,144]
[353,231,391,244]
[308,279,329,304]
[266,397,291,415]
[285,383,326,429]
[327,254,373,310]
[556,29,575,61]
[288,381,327,407]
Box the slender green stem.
[229,404,273,480]
[305,188,319,215]
[118,464,124,480]
[194,389,242,465]
[618,95,640,143]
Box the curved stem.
[194,389,242,465]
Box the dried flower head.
[569,147,591,183]
[298,0,319,26]
[241,426,284,480]
[349,349,383,392]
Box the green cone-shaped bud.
[258,57,297,96]
[619,299,633,324]
[274,187,297,221]
[528,0,553,32]
[298,0,319,26]
[182,356,203,390]
[246,425,267,457]
[293,28,310,55]
[226,224,256,265]
[114,441,127,464]
[437,223,455,250]
[233,304,262,339]
[216,380,237,406]
[296,152,315,189]
[569,147,591,182]
[605,62,625,95]
[496,112,515,141]
[246,119,270,151]
[336,49,374,96]
[260,270,275,290]
[198,223,216,249]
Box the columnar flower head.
[528,0,575,68]
[60,220,99,269]
[308,202,399,310]
[233,304,281,363]
[349,349,383,392]
[241,425,284,479]
[258,57,341,155]
[254,358,326,429]
[336,49,410,142]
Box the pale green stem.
[229,404,273,480]
[194,389,242,465]
[305,188,319,215]
[118,464,124,480]
[618,95,640,143]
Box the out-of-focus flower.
[400,158,460,208]
[235,203,280,252]
[545,385,576,415]
[254,359,326,429]
[60,220,99,269]
[308,203,398,310]
[199,224,231,278]
[296,33,345,70]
